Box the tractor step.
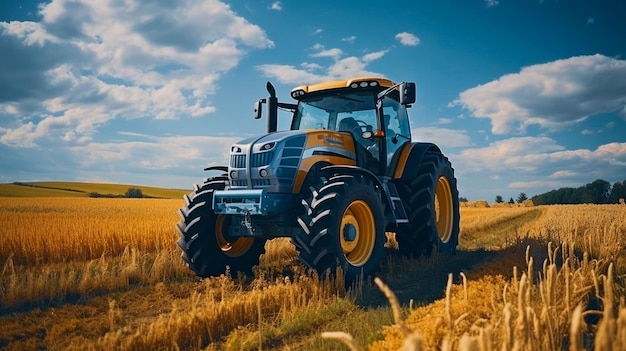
[385,182,408,224]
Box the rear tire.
[176,177,266,278]
[294,174,387,283]
[394,150,460,257]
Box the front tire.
[394,150,460,257]
[176,177,266,278]
[294,174,387,283]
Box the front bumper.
[213,189,293,215]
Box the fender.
[204,165,228,172]
[320,164,394,218]
[391,142,441,180]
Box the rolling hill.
[0,181,189,199]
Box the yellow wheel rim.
[434,176,454,243]
[215,215,254,258]
[339,200,375,267]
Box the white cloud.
[342,36,356,43]
[450,137,626,198]
[311,47,343,59]
[257,49,384,85]
[74,135,240,170]
[411,127,472,148]
[270,2,282,11]
[484,0,499,7]
[550,170,577,178]
[453,54,626,135]
[362,50,388,62]
[0,0,273,148]
[395,32,420,46]
[254,64,323,84]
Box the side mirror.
[253,99,264,119]
[399,82,416,105]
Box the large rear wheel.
[293,174,387,283]
[394,150,460,257]
[176,177,266,278]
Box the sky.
[1,0,625,201]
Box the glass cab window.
[290,88,411,172]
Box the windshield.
[291,90,377,131]
[290,87,412,173]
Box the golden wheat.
[1,199,625,350]
[369,205,626,351]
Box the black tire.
[176,177,266,278]
[394,150,460,257]
[293,174,387,282]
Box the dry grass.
[0,198,181,266]
[363,205,626,351]
[1,199,625,350]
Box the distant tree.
[531,178,615,205]
[495,195,503,203]
[509,197,515,204]
[581,179,611,204]
[609,180,626,204]
[125,188,144,198]
[459,197,469,202]
[516,192,528,203]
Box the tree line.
[530,179,626,205]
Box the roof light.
[350,83,359,88]
[291,89,305,98]
[359,81,368,87]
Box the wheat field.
[0,197,625,350]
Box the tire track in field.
[358,208,549,307]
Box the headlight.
[230,170,239,179]
[261,142,275,151]
[259,169,269,178]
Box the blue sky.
[1,0,625,201]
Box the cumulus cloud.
[453,54,626,134]
[0,0,273,148]
[450,137,626,196]
[395,32,420,46]
[411,127,472,148]
[257,46,387,85]
[310,46,343,59]
[74,135,240,170]
[270,2,282,11]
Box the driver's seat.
[337,117,377,171]
[337,117,359,134]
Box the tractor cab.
[253,77,415,176]
[289,79,413,175]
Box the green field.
[0,181,189,199]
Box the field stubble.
[0,198,625,350]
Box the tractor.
[176,77,460,282]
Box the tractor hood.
[227,129,356,194]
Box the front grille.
[231,179,247,187]
[251,151,274,167]
[230,154,246,168]
[252,179,271,187]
